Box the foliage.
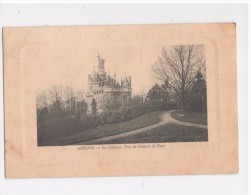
[91,98,97,116]
[38,111,162,146]
[146,81,169,102]
[187,70,207,113]
[151,45,206,110]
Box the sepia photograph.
[36,39,208,146]
[1,3,247,194]
[4,23,238,178]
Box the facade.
[86,55,132,113]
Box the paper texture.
[3,23,238,178]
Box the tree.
[48,85,64,115]
[147,81,169,102]
[76,99,88,120]
[160,80,169,103]
[131,95,143,106]
[64,86,75,115]
[151,45,206,110]
[91,98,97,115]
[36,90,48,125]
[147,84,161,101]
[139,88,146,104]
[188,70,207,112]
[193,71,206,96]
[77,98,88,115]
[129,95,146,116]
[36,90,47,109]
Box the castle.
[86,55,132,113]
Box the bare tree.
[48,85,63,114]
[76,90,88,115]
[36,90,47,109]
[75,90,85,102]
[64,86,75,114]
[151,45,206,110]
[48,85,63,102]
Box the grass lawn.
[171,110,207,125]
[97,123,208,144]
[39,111,162,146]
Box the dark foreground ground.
[38,110,208,146]
[96,123,208,144]
[171,110,208,125]
[38,111,162,146]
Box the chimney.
[129,76,131,87]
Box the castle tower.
[87,54,132,113]
[97,54,106,80]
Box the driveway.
[78,110,207,145]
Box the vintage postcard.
[3,23,238,178]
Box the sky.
[21,24,206,96]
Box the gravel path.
[78,110,207,144]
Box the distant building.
[86,55,132,113]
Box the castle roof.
[88,55,131,88]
